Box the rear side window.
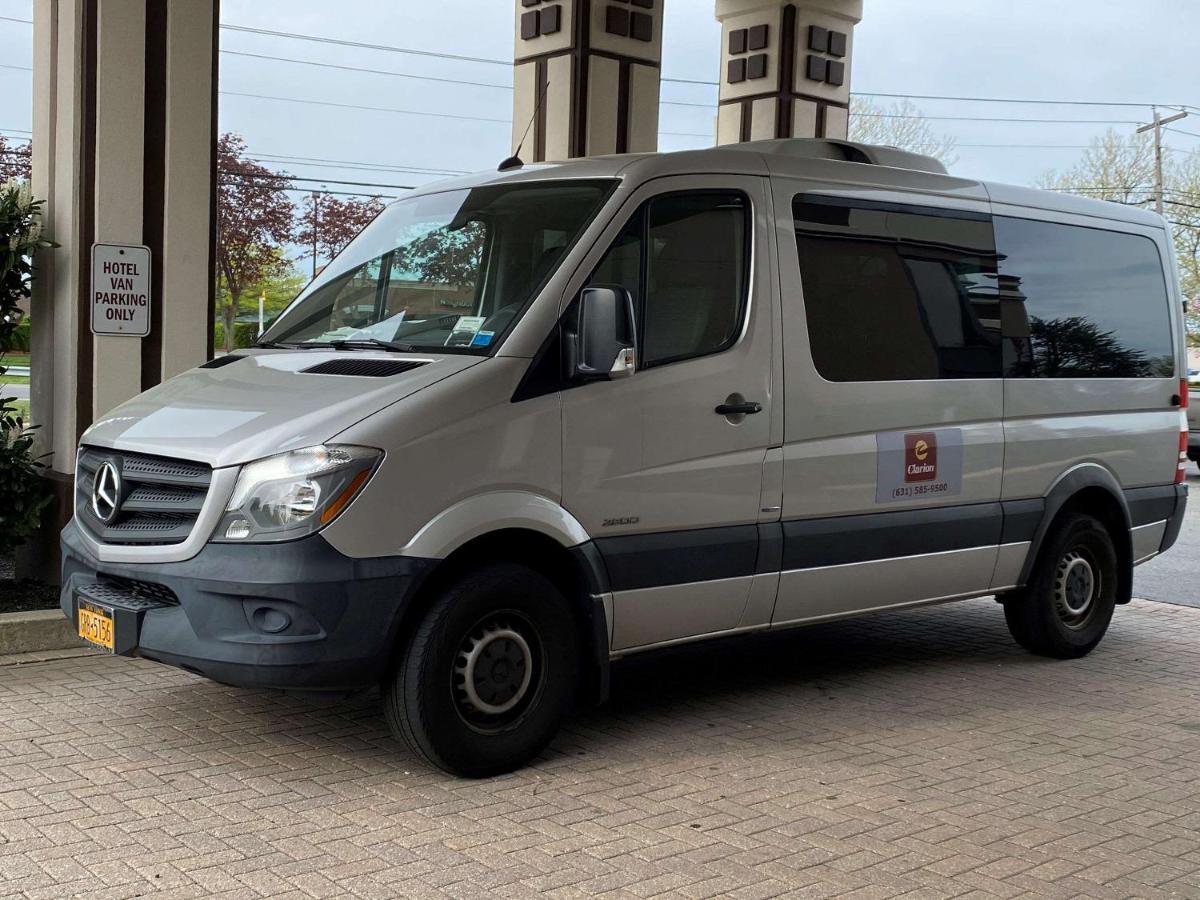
[793,196,1001,382]
[995,217,1175,378]
[590,191,749,368]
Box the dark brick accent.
[606,4,630,36]
[630,11,652,42]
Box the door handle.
[715,401,763,416]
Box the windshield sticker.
[876,428,964,503]
[444,316,487,347]
[471,330,496,348]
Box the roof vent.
[199,355,245,370]
[302,359,428,378]
[729,138,948,175]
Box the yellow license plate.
[78,602,114,651]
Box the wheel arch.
[1018,464,1133,604]
[392,516,612,705]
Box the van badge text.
[602,516,640,527]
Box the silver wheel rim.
[1054,550,1096,626]
[455,621,534,717]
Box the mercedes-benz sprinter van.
[63,139,1189,777]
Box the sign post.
[91,243,151,337]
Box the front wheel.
[384,563,580,777]
[1002,513,1119,659]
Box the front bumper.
[61,520,434,690]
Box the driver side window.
[589,191,750,368]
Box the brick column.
[714,0,862,144]
[511,0,665,161]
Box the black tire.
[1002,513,1119,659]
[383,563,579,777]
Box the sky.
[1,0,1198,223]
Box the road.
[1133,466,1200,608]
[1,383,29,401]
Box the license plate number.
[78,601,115,652]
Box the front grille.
[77,448,212,546]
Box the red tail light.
[1181,378,1190,409]
[1177,428,1188,485]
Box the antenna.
[499,77,549,172]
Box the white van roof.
[400,138,1166,230]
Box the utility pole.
[1137,107,1188,216]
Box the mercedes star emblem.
[92,461,122,525]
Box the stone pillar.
[714,0,862,145]
[512,0,664,161]
[25,0,218,582]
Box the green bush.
[2,319,30,352]
[0,396,50,555]
[213,321,259,351]
[0,181,53,555]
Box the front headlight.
[214,445,382,543]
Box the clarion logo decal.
[903,432,938,482]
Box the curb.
[0,609,86,656]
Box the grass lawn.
[2,353,31,368]
[1,375,30,386]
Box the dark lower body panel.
[60,521,434,691]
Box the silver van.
[63,139,1189,776]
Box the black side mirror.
[569,286,636,380]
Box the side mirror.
[570,286,636,380]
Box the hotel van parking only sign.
[91,243,151,336]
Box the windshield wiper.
[253,340,301,349]
[328,337,419,353]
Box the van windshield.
[262,180,614,353]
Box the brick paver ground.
[2,598,1199,899]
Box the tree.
[849,98,957,167]
[216,133,295,351]
[296,193,385,274]
[392,222,486,289]
[0,136,31,184]
[1038,128,1155,206]
[215,255,307,335]
[1168,151,1200,340]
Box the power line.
[852,90,1180,110]
[852,112,1143,125]
[219,169,414,191]
[246,151,467,176]
[219,90,510,125]
[221,50,512,92]
[0,15,32,25]
[0,62,31,72]
[221,23,510,67]
[219,50,718,110]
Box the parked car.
[63,138,1189,776]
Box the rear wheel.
[1002,513,1119,659]
[384,563,579,777]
